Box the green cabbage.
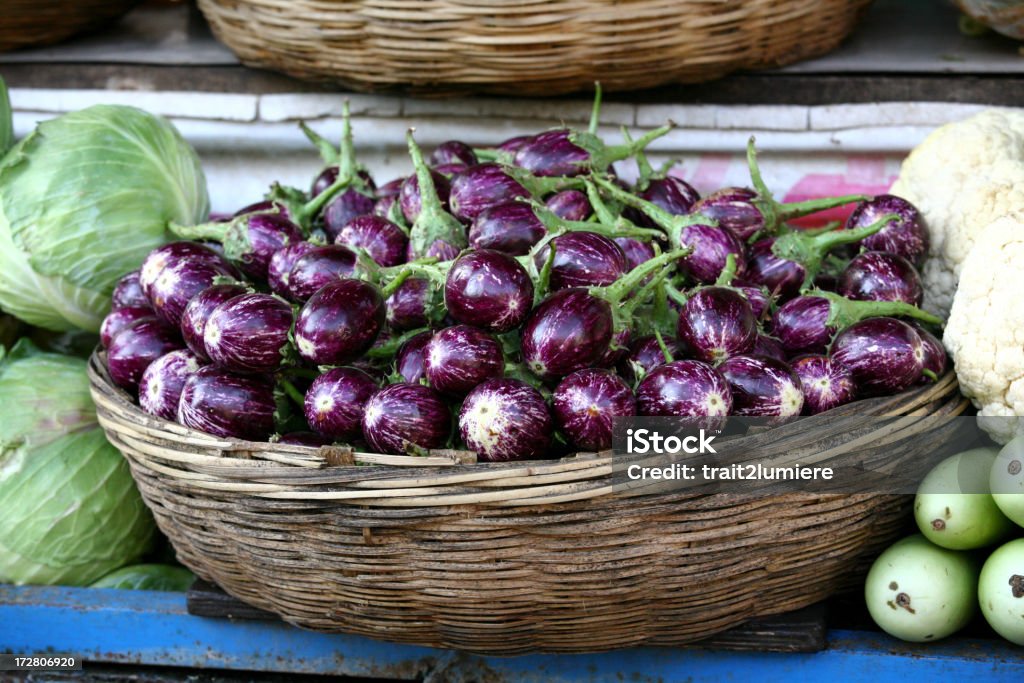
[0,105,208,332]
[90,563,194,592]
[0,339,156,585]
[0,76,11,157]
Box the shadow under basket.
[195,0,874,95]
[0,0,141,52]
[88,351,967,655]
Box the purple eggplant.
[552,369,635,451]
[424,325,504,396]
[733,280,772,321]
[322,188,377,241]
[400,167,451,224]
[613,237,656,272]
[434,163,469,178]
[745,238,806,301]
[312,167,375,200]
[598,327,631,368]
[791,354,856,415]
[430,140,478,167]
[830,317,924,396]
[294,279,385,365]
[267,241,318,298]
[678,224,747,284]
[845,194,928,265]
[535,231,628,291]
[304,367,378,440]
[752,334,787,362]
[634,176,700,224]
[513,124,670,178]
[171,213,305,280]
[459,378,552,461]
[107,318,183,392]
[522,250,684,381]
[233,199,289,220]
[912,324,947,382]
[100,306,154,349]
[692,188,765,242]
[827,315,925,395]
[177,366,275,441]
[635,360,733,419]
[546,190,591,221]
[139,349,204,420]
[376,177,404,200]
[449,164,528,223]
[385,277,442,331]
[286,244,365,302]
[838,251,924,306]
[335,215,408,268]
[395,331,432,384]
[469,202,547,255]
[111,271,149,310]
[277,431,332,447]
[404,132,468,260]
[179,283,248,361]
[771,295,835,356]
[618,334,679,385]
[362,383,451,454]
[444,249,534,333]
[204,294,294,374]
[676,286,757,363]
[139,241,229,303]
[718,355,804,418]
[373,195,398,219]
[148,256,238,329]
[497,135,532,154]
[521,289,613,381]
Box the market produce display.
[97,96,949,459]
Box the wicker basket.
[195,0,873,95]
[0,0,141,52]
[89,351,967,654]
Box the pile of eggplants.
[101,93,946,462]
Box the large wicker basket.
[89,352,967,654]
[196,0,873,95]
[0,0,141,52]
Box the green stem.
[300,121,339,165]
[297,173,352,224]
[584,178,619,225]
[771,213,897,288]
[337,100,357,181]
[715,253,739,286]
[534,241,557,305]
[922,368,938,382]
[813,290,944,329]
[595,247,690,306]
[665,282,688,308]
[624,128,656,189]
[280,379,305,407]
[746,136,773,202]
[777,194,871,221]
[169,220,229,242]
[588,82,603,135]
[653,329,675,364]
[366,327,431,359]
[504,166,585,197]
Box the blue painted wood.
[1,585,1022,682]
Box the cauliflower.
[944,214,1024,444]
[890,108,1024,318]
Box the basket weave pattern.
[89,352,966,654]
[0,0,140,52]
[196,0,873,94]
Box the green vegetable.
[0,105,208,332]
[978,538,1024,646]
[0,76,12,158]
[91,564,194,592]
[864,534,978,642]
[991,436,1024,527]
[0,339,156,585]
[914,447,1013,549]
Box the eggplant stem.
[715,253,739,286]
[298,173,352,223]
[299,121,339,165]
[599,247,690,305]
[624,128,656,188]
[168,220,228,242]
[746,136,773,201]
[654,329,675,364]
[777,193,870,220]
[588,82,603,136]
[534,241,557,305]
[814,290,943,328]
[280,379,305,407]
[665,282,688,308]
[366,327,431,359]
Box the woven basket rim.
[88,348,969,506]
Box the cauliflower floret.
[944,214,1024,443]
[890,108,1024,318]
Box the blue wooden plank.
[1,585,1022,682]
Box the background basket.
[0,0,141,53]
[195,0,874,95]
[89,351,967,654]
